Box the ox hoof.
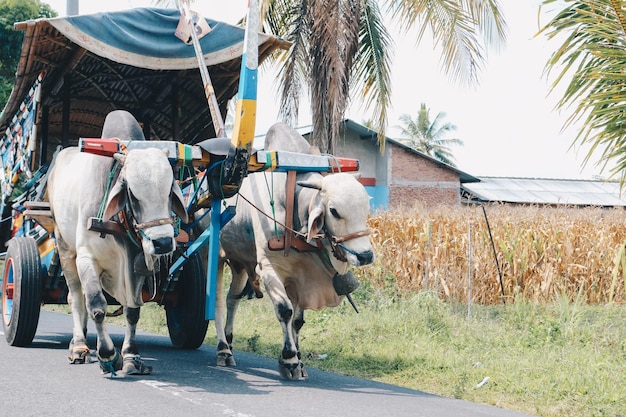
[98,349,123,376]
[278,358,308,380]
[333,271,360,296]
[216,352,236,367]
[68,345,91,364]
[122,355,153,375]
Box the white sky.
[44,0,609,180]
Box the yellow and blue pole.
[205,0,259,321]
[230,0,259,153]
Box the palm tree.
[156,0,507,155]
[397,103,463,166]
[539,0,626,184]
[265,0,507,154]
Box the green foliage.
[539,0,626,186]
[0,0,56,106]
[43,281,626,417]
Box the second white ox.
[212,123,375,380]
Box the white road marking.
[137,379,256,416]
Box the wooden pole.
[468,224,473,319]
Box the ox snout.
[356,250,374,266]
[152,236,175,255]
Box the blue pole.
[205,199,221,320]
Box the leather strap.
[268,235,319,252]
[284,170,297,257]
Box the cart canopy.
[0,7,288,151]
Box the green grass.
[92,283,625,417]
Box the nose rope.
[325,228,372,262]
[133,216,175,230]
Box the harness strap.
[118,209,142,247]
[134,216,175,230]
[236,191,309,241]
[283,170,297,257]
[331,229,371,243]
[97,160,120,220]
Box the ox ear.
[103,180,127,221]
[171,181,189,223]
[306,194,325,242]
[297,179,323,190]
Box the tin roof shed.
[462,177,626,207]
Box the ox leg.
[292,308,308,378]
[257,262,305,380]
[57,248,91,364]
[76,251,122,375]
[120,306,152,375]
[216,260,246,367]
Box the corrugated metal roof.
[463,177,626,207]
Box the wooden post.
[468,224,473,319]
[61,73,71,148]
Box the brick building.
[299,119,478,211]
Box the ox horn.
[113,152,126,165]
[297,179,322,190]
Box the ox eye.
[330,207,341,219]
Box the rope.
[98,349,119,377]
[236,191,310,241]
[262,171,281,239]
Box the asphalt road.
[0,311,536,417]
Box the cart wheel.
[2,237,42,346]
[166,253,209,349]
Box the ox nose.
[152,237,174,254]
[357,250,374,265]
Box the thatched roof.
[0,8,288,153]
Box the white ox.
[212,123,374,380]
[46,110,187,376]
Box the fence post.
[468,224,473,319]
[482,205,506,304]
[424,220,432,290]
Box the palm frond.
[386,0,501,85]
[540,0,626,184]
[308,0,361,153]
[272,0,310,127]
[461,0,508,52]
[352,0,394,152]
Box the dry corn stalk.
[362,204,626,304]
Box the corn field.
[361,204,626,305]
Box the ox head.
[103,148,188,271]
[298,173,375,274]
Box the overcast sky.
[44,0,609,180]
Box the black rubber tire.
[2,237,42,346]
[165,253,209,349]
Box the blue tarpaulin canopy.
[0,8,288,154]
[47,8,269,70]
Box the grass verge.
[51,283,624,417]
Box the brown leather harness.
[247,170,371,262]
[88,156,176,245]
